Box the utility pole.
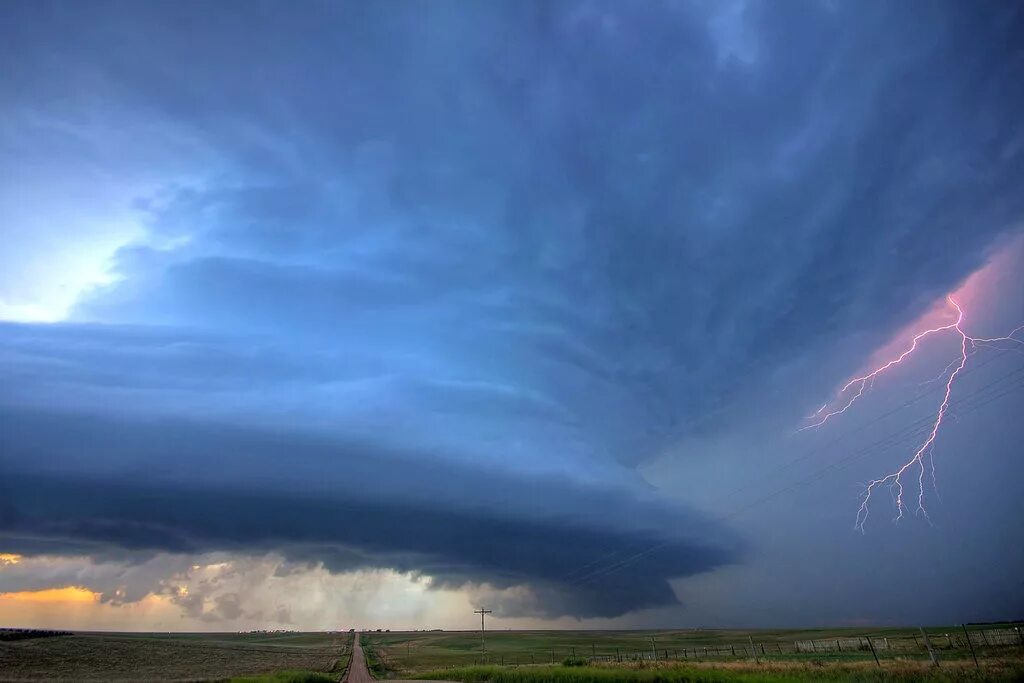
[474,608,492,660]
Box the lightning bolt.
[800,296,1024,532]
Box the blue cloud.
[2,0,1023,619]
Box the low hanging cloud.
[0,405,740,618]
[0,550,456,629]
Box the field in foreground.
[361,626,1024,672]
[0,631,349,682]
[3,626,1022,682]
[411,659,1024,683]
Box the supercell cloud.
[1,1,1023,623]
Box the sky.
[1,0,1023,631]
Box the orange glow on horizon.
[0,553,22,565]
[0,586,100,603]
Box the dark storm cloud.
[54,0,1024,454]
[0,407,738,618]
[2,0,1024,619]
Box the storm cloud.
[0,406,740,618]
[2,1,1024,623]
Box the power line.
[560,345,1022,586]
[567,361,1024,586]
[725,347,1021,500]
[560,548,623,580]
[473,607,492,658]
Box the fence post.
[616,648,620,663]
[865,636,880,668]
[748,636,759,664]
[920,627,939,667]
[962,625,979,670]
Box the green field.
[361,626,1024,679]
[411,660,1024,683]
[3,627,1022,681]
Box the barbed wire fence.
[393,623,1024,670]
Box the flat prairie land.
[411,659,1024,683]
[0,631,349,682]
[3,627,1022,682]
[361,626,1024,678]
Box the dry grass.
[413,656,1024,683]
[0,632,346,682]
[618,656,1024,679]
[362,628,1021,673]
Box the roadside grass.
[331,651,352,675]
[229,672,336,683]
[362,637,390,677]
[411,659,1024,683]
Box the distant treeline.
[0,628,72,642]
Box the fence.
[584,626,1024,663]
[427,624,1024,668]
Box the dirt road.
[344,633,452,683]
[343,633,374,683]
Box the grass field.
[0,631,350,682]
[360,626,1024,672]
[3,627,1021,681]
[360,626,1024,681]
[411,659,1024,683]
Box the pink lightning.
[800,296,1024,532]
